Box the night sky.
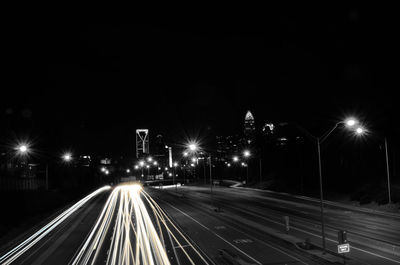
[2,8,398,155]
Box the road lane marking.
[233,239,253,244]
[162,200,311,265]
[187,188,400,263]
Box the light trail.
[0,186,111,265]
[71,183,209,265]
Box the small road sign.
[338,243,350,254]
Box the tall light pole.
[385,137,391,204]
[243,150,251,184]
[298,118,364,254]
[185,142,214,207]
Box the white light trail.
[0,186,111,265]
[72,184,209,265]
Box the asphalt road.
[147,184,400,265]
[2,183,398,264]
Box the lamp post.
[384,137,392,204]
[185,142,214,207]
[297,118,364,254]
[173,162,178,193]
[243,150,251,184]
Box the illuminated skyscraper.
[244,110,255,145]
[136,129,149,158]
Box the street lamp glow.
[356,127,364,135]
[191,157,197,163]
[173,162,178,167]
[345,118,357,127]
[233,156,239,162]
[62,153,72,162]
[227,163,231,167]
[17,144,29,154]
[134,165,139,170]
[105,170,109,175]
[153,161,158,166]
[101,167,106,172]
[126,169,130,173]
[183,152,188,157]
[139,161,145,167]
[188,143,197,151]
[146,165,150,168]
[147,157,153,162]
[243,150,251,157]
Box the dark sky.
[2,8,398,155]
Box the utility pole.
[385,137,391,204]
[317,138,326,253]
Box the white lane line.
[191,188,400,264]
[174,245,191,249]
[163,200,310,265]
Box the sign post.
[337,230,350,264]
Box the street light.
[232,156,239,162]
[298,117,365,254]
[62,153,72,162]
[188,143,197,151]
[345,118,357,127]
[243,150,251,183]
[147,157,153,162]
[16,144,29,155]
[185,142,214,208]
[243,150,251,157]
[356,127,364,135]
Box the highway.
[1,183,399,264]
[147,184,400,265]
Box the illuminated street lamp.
[17,144,29,155]
[147,157,153,162]
[139,160,145,167]
[183,151,188,157]
[134,165,139,170]
[232,156,239,162]
[62,152,72,162]
[356,127,364,135]
[345,118,357,127]
[101,167,106,172]
[243,150,251,183]
[153,161,158,166]
[126,169,130,173]
[243,150,251,157]
[188,143,197,152]
[297,117,365,254]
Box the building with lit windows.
[244,110,256,145]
